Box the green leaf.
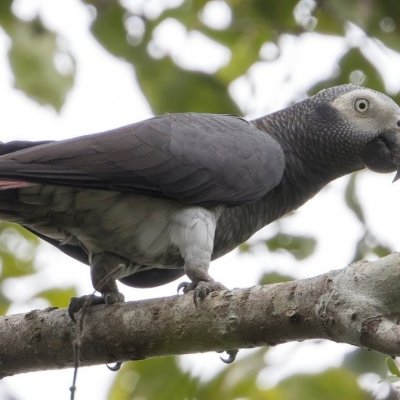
[313,5,345,35]
[137,60,240,113]
[278,368,371,400]
[0,223,40,314]
[343,348,388,377]
[259,271,295,285]
[197,349,270,399]
[108,357,200,400]
[344,175,393,261]
[350,233,392,264]
[34,287,77,308]
[218,30,266,82]
[386,357,400,377]
[0,224,38,279]
[0,251,35,278]
[108,351,374,400]
[315,0,400,53]
[0,0,13,26]
[7,17,75,111]
[87,1,239,114]
[84,0,132,60]
[345,174,365,225]
[266,233,317,260]
[235,0,297,33]
[0,291,11,316]
[238,242,251,253]
[371,242,392,258]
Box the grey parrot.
[0,84,399,317]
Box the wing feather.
[0,113,285,206]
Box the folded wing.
[0,113,285,206]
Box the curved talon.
[220,349,238,364]
[68,292,124,322]
[193,280,227,305]
[106,361,122,371]
[68,294,105,322]
[177,280,227,306]
[177,281,194,294]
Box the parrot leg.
[68,252,126,321]
[177,265,226,306]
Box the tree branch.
[1,253,400,377]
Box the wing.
[0,113,285,206]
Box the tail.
[0,180,33,190]
[0,140,53,190]
[0,140,53,156]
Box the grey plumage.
[0,84,399,305]
[0,114,284,205]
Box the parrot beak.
[361,131,400,178]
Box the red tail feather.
[0,180,33,190]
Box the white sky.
[1,0,400,399]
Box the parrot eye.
[354,98,370,113]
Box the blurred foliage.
[278,369,371,400]
[34,286,77,308]
[386,357,400,378]
[240,231,317,260]
[0,222,38,314]
[344,349,390,378]
[107,351,372,400]
[0,1,75,110]
[265,233,317,260]
[64,0,400,110]
[108,356,200,400]
[0,222,77,314]
[345,174,393,262]
[259,271,295,285]
[1,0,397,112]
[1,0,400,399]
[310,47,386,98]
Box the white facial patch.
[331,88,400,135]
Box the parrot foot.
[68,294,104,322]
[68,292,124,322]
[177,280,226,306]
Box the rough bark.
[1,253,400,377]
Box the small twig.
[69,339,80,400]
[69,290,97,400]
[69,265,124,399]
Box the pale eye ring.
[354,97,370,113]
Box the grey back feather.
[0,113,285,206]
